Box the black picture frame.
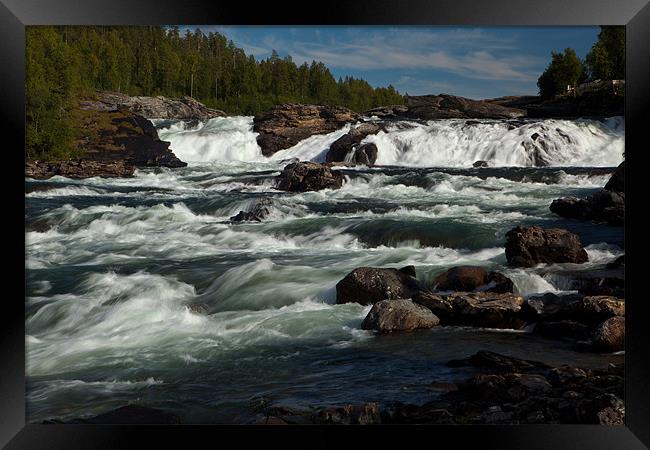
[2,0,648,448]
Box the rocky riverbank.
[26,94,192,180]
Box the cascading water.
[25,112,625,424]
[154,116,624,167]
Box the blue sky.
[185,26,600,99]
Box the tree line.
[26,26,405,160]
[537,26,625,100]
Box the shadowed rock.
[276,161,344,192]
[336,266,423,305]
[505,225,588,268]
[591,316,625,352]
[550,190,624,226]
[325,123,383,165]
[604,161,624,192]
[433,266,515,294]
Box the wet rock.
[447,351,550,373]
[414,292,526,329]
[524,293,624,325]
[404,94,525,120]
[312,403,381,424]
[591,316,625,352]
[577,277,624,298]
[97,91,226,120]
[254,104,361,156]
[505,225,588,268]
[606,254,625,270]
[229,197,275,222]
[604,161,624,192]
[361,299,440,332]
[382,404,456,424]
[83,405,182,424]
[325,123,383,165]
[473,160,489,168]
[253,416,289,425]
[550,190,624,226]
[336,266,424,305]
[432,266,515,293]
[534,320,590,339]
[276,161,344,192]
[25,159,135,179]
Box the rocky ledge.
[253,104,361,156]
[254,351,623,425]
[400,94,526,120]
[325,122,383,166]
[550,161,624,226]
[26,100,187,180]
[93,91,226,120]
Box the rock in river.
[253,104,360,156]
[505,225,588,268]
[361,299,440,332]
[276,161,345,192]
[432,266,515,293]
[336,266,423,305]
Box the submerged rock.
[44,405,182,424]
[432,266,515,293]
[523,293,624,325]
[473,160,489,168]
[253,104,361,156]
[505,225,588,268]
[361,299,440,332]
[550,190,624,226]
[276,161,344,192]
[446,350,550,373]
[336,266,423,305]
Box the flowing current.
[26,115,625,423]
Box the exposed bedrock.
[505,225,589,268]
[253,104,361,156]
[95,91,226,120]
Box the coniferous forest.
[26,26,404,159]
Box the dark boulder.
[606,254,625,270]
[312,403,382,425]
[336,266,424,305]
[505,225,588,268]
[591,316,625,352]
[446,350,549,373]
[534,320,590,339]
[577,277,625,298]
[432,266,515,293]
[473,160,489,168]
[361,299,440,332]
[604,161,624,192]
[229,197,275,222]
[550,190,624,226]
[276,161,344,192]
[325,122,382,165]
[254,104,360,156]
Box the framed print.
[2,0,649,448]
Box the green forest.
[26,26,405,160]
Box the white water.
[154,116,624,167]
